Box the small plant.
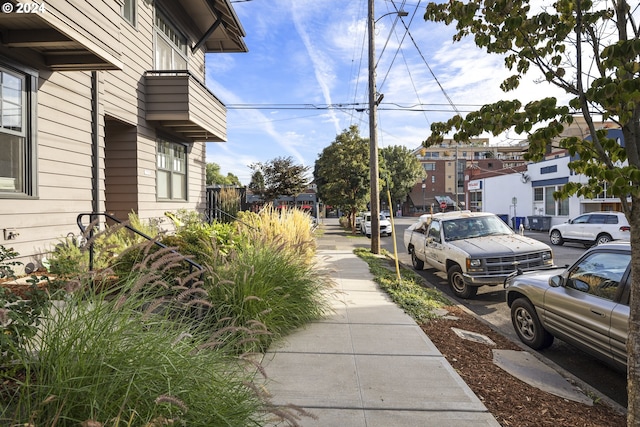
[0,245,20,280]
[46,236,88,278]
[0,246,53,367]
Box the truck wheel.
[511,298,554,349]
[447,265,477,299]
[411,250,424,270]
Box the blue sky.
[204,0,567,184]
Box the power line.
[225,102,484,112]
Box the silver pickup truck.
[405,211,554,298]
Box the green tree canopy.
[423,1,640,421]
[206,162,241,186]
[249,156,310,203]
[314,125,370,231]
[380,145,423,211]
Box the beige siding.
[1,70,103,263]
[41,0,123,68]
[1,1,234,266]
[102,2,153,124]
[104,119,138,221]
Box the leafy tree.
[423,1,640,421]
[206,162,241,186]
[249,156,310,204]
[314,125,370,231]
[248,170,265,196]
[380,145,423,215]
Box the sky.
[204,0,569,185]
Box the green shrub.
[199,236,333,354]
[0,245,20,279]
[1,280,270,426]
[0,282,51,367]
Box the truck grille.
[485,252,548,273]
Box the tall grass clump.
[1,276,271,427]
[236,206,316,264]
[200,235,333,354]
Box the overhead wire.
[348,0,370,128]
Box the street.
[378,217,628,409]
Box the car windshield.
[443,216,513,241]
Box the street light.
[368,1,408,254]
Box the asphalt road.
[376,217,628,409]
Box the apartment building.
[406,138,528,214]
[0,0,246,268]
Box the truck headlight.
[467,259,482,268]
[542,251,552,263]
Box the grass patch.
[353,248,451,323]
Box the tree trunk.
[628,195,640,426]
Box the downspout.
[89,71,99,272]
[91,71,99,214]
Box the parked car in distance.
[505,242,630,372]
[360,211,392,237]
[548,211,630,247]
[355,212,363,230]
[381,210,391,218]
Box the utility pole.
[368,0,380,254]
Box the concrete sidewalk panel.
[339,291,416,324]
[263,353,362,407]
[349,324,441,356]
[356,355,489,411]
[364,409,501,427]
[264,408,500,427]
[268,322,354,353]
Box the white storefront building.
[467,128,627,230]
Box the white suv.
[549,211,630,247]
[360,212,392,237]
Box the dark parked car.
[505,242,630,371]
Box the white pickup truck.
[404,211,554,298]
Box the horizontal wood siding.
[1,1,232,266]
[104,119,138,221]
[145,74,227,141]
[42,0,122,68]
[102,0,153,125]
[1,70,104,264]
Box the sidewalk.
[261,219,500,426]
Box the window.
[567,251,630,301]
[0,65,35,197]
[534,187,543,202]
[542,185,568,216]
[122,0,136,26]
[157,140,187,200]
[154,11,187,70]
[428,221,441,242]
[423,163,435,171]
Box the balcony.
[0,0,122,71]
[145,71,227,143]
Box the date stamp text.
[2,2,46,14]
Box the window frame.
[156,139,188,202]
[0,60,37,199]
[153,10,188,70]
[122,0,137,27]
